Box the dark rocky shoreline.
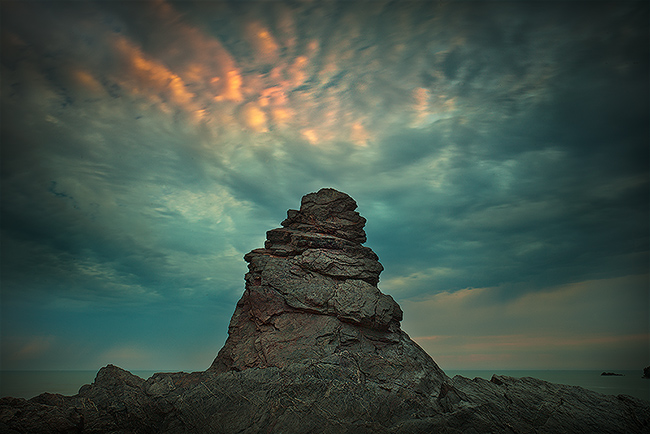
[3,363,649,434]
[2,189,648,433]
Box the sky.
[1,0,648,373]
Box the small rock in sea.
[643,366,650,379]
[601,372,624,376]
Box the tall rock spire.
[210,188,447,391]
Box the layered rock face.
[209,188,446,392]
[1,188,649,434]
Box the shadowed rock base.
[1,189,648,433]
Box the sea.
[1,369,648,402]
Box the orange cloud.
[301,129,318,145]
[242,102,268,132]
[271,107,293,126]
[350,121,369,147]
[218,69,244,102]
[246,21,280,63]
[110,0,247,125]
[70,68,105,95]
[413,87,429,112]
[125,1,388,150]
[101,0,420,150]
[287,55,310,87]
[113,36,195,107]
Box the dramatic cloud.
[1,0,647,371]
[402,274,649,369]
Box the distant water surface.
[1,369,648,402]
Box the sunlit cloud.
[415,333,650,370]
[217,69,245,103]
[246,21,280,63]
[241,102,268,132]
[402,275,649,369]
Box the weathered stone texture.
[208,189,443,401]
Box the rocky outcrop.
[432,374,650,434]
[1,188,649,434]
[644,366,650,379]
[208,188,446,395]
[4,364,649,434]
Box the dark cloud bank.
[1,1,648,370]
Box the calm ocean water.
[1,369,648,402]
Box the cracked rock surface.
[209,188,440,389]
[1,189,648,434]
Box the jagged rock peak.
[281,188,367,244]
[209,188,445,388]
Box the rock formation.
[209,188,446,395]
[1,188,649,434]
